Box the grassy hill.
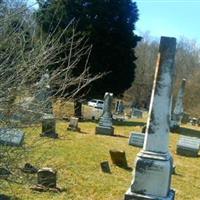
[1,119,200,200]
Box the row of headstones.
[129,132,200,157]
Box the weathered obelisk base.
[124,37,176,200]
[95,92,114,136]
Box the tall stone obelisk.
[124,37,176,200]
[171,79,186,130]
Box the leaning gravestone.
[177,136,200,157]
[109,149,128,168]
[128,132,145,148]
[67,117,80,132]
[100,161,111,173]
[0,128,24,146]
[95,93,114,136]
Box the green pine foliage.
[36,0,141,98]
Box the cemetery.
[1,96,200,199]
[1,1,200,200]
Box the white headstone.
[128,132,144,148]
[125,37,176,200]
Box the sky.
[135,0,200,42]
[28,0,200,42]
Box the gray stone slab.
[100,161,111,173]
[132,108,143,118]
[176,136,200,157]
[95,126,114,136]
[67,117,80,132]
[41,115,58,138]
[0,128,24,146]
[37,167,57,188]
[124,188,175,200]
[129,132,145,148]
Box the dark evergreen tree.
[36,0,140,116]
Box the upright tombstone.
[171,79,186,130]
[95,93,114,136]
[124,37,176,200]
[67,117,80,132]
[132,108,143,118]
[37,168,57,188]
[115,100,124,115]
[36,73,58,138]
[181,112,190,124]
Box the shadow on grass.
[0,194,20,200]
[113,134,129,139]
[113,121,146,127]
[176,127,200,138]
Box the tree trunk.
[74,100,82,119]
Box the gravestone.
[0,128,24,146]
[115,100,124,114]
[124,37,176,200]
[128,132,145,148]
[181,112,190,124]
[67,117,80,132]
[37,168,57,188]
[198,118,200,126]
[100,161,111,173]
[177,136,200,157]
[95,93,114,136]
[132,108,143,118]
[171,79,186,129]
[109,149,128,168]
[90,107,103,120]
[21,163,38,174]
[40,114,58,138]
[0,167,11,179]
[190,117,198,126]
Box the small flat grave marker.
[128,132,145,148]
[0,128,24,146]
[177,136,200,157]
[109,149,128,168]
[100,161,111,173]
[67,117,80,132]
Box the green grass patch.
[1,120,200,200]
